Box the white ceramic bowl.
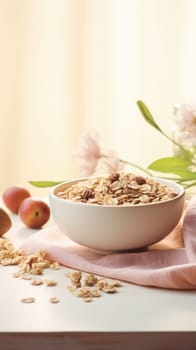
[49,177,185,253]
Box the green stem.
[119,158,153,176]
[182,181,196,189]
[101,154,152,176]
[156,176,185,181]
[178,178,196,183]
[161,131,193,159]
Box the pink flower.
[94,150,124,175]
[175,104,196,144]
[74,132,101,176]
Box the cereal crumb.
[21,297,35,303]
[75,287,92,298]
[109,280,122,287]
[31,278,43,286]
[96,279,108,290]
[85,273,98,286]
[67,285,77,292]
[44,279,58,287]
[50,261,60,270]
[91,289,101,297]
[84,297,92,302]
[21,274,32,280]
[103,286,117,293]
[12,272,22,278]
[50,297,59,304]
[70,271,82,287]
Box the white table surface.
[1,201,196,349]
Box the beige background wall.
[0,0,195,195]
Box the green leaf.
[149,156,191,171]
[137,100,162,132]
[148,156,196,180]
[137,101,194,162]
[29,181,63,188]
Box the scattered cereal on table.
[0,236,123,304]
[66,270,122,301]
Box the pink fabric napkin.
[17,196,196,290]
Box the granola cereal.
[55,172,178,206]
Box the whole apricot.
[0,208,12,236]
[18,198,50,229]
[2,186,31,214]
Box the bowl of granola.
[49,173,185,253]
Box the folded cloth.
[16,196,196,290]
